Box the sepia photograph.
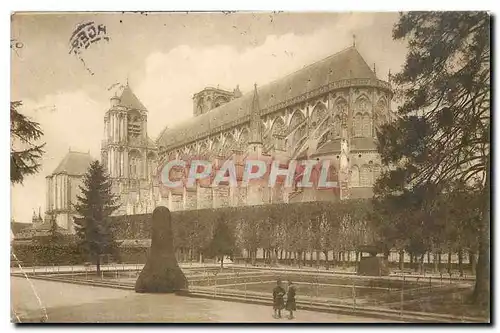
[10,11,491,323]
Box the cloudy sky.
[11,12,408,222]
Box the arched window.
[350,166,360,187]
[213,96,228,108]
[356,97,370,114]
[310,103,327,128]
[129,150,142,179]
[147,152,157,181]
[335,99,348,116]
[271,118,286,150]
[289,110,305,132]
[362,114,371,137]
[353,113,363,137]
[360,165,370,186]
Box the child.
[285,280,297,319]
[272,279,286,318]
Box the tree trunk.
[280,250,283,260]
[96,255,101,276]
[199,251,204,264]
[438,251,442,273]
[458,248,463,277]
[399,250,404,271]
[316,250,320,268]
[419,254,424,274]
[473,154,490,307]
[447,251,452,275]
[469,251,476,275]
[427,252,431,272]
[220,255,224,269]
[433,251,438,273]
[324,251,329,270]
[355,251,360,273]
[309,251,313,267]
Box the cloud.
[135,15,378,138]
[11,91,105,222]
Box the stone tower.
[192,86,242,117]
[101,83,160,215]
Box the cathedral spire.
[248,83,262,146]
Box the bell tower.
[101,82,159,215]
[192,85,242,117]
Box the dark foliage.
[73,160,121,274]
[375,12,490,306]
[10,101,45,184]
[205,217,236,268]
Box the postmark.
[68,21,110,75]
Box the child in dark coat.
[272,279,286,318]
[286,280,297,319]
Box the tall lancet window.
[362,114,372,137]
[129,150,142,179]
[353,114,363,137]
[147,152,157,181]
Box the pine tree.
[376,12,490,307]
[206,217,236,269]
[10,101,45,184]
[73,160,120,275]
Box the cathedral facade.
[103,46,393,215]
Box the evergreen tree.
[206,217,236,269]
[73,161,120,275]
[376,12,490,306]
[10,101,45,184]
